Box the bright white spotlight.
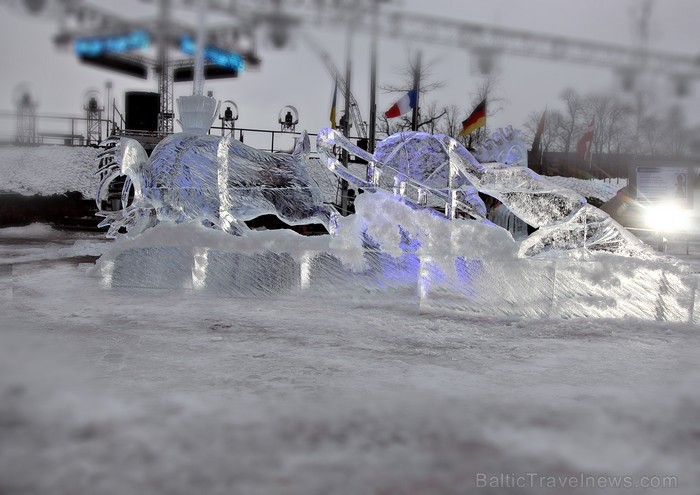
[644,202,692,233]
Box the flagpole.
[539,107,546,172]
[588,124,594,171]
[411,51,421,132]
[368,0,379,153]
[340,28,353,216]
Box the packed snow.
[1,223,699,494]
[0,145,99,198]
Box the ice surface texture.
[94,190,698,323]
[177,94,220,135]
[95,131,336,238]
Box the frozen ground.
[1,224,699,494]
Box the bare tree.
[438,104,470,146]
[557,88,586,155]
[665,105,687,156]
[584,93,634,155]
[523,109,562,153]
[378,56,507,145]
[381,54,446,96]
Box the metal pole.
[368,0,379,153]
[105,80,112,137]
[193,0,206,96]
[411,50,421,132]
[340,31,352,215]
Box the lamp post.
[105,80,112,135]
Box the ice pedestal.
[92,191,700,323]
[93,236,698,323]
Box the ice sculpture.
[316,127,649,258]
[92,123,699,323]
[95,131,336,238]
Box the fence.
[0,110,113,146]
[0,110,364,154]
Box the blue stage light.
[75,30,150,57]
[179,36,245,72]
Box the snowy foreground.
[1,224,699,494]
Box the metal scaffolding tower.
[15,90,37,144]
[84,95,103,145]
[157,0,174,134]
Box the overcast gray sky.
[1,0,699,146]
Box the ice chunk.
[518,204,650,258]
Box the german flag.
[459,98,486,136]
[330,79,338,129]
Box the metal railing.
[0,110,114,146]
[0,110,367,154]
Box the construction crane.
[303,35,367,140]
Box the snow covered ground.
[0,145,99,199]
[1,223,699,494]
[1,144,697,493]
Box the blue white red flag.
[384,88,417,119]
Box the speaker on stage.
[125,92,160,131]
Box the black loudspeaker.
[125,92,160,131]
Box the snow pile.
[0,223,111,266]
[545,176,627,203]
[0,145,99,198]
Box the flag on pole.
[531,109,546,154]
[576,118,595,160]
[384,88,417,119]
[459,98,487,136]
[330,79,338,129]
